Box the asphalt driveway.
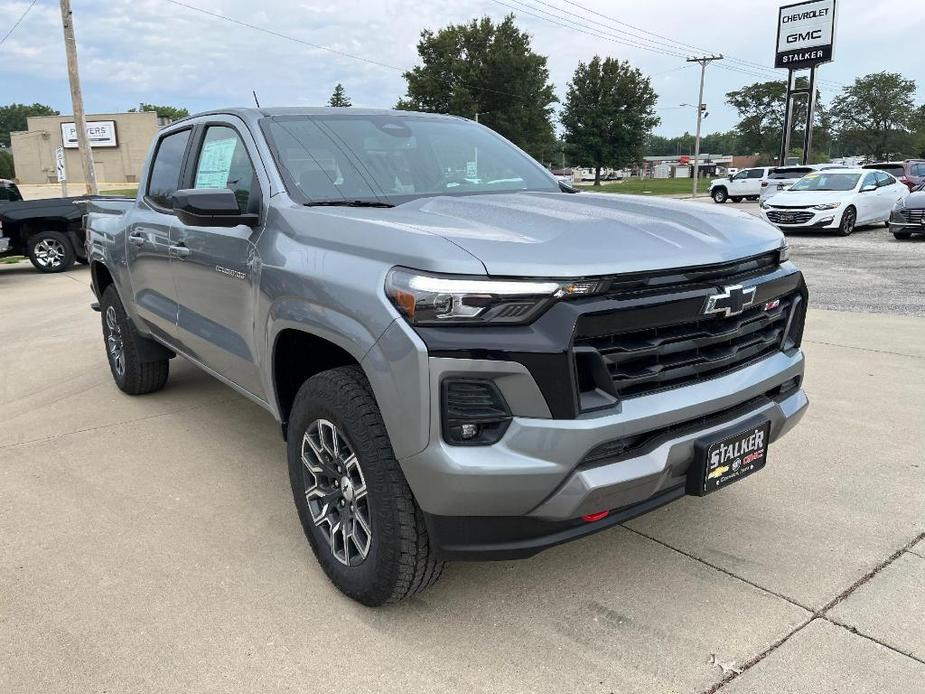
[1,260,923,693]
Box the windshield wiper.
[305,200,394,208]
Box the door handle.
[168,244,191,258]
[128,232,145,246]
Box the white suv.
[709,167,772,204]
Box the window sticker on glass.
[195,137,238,188]
[466,161,478,178]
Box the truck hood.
[391,191,783,277]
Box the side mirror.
[728,174,733,181]
[860,184,877,193]
[171,188,258,227]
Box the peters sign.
[61,120,118,149]
[775,0,836,69]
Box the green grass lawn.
[100,187,138,197]
[580,177,705,196]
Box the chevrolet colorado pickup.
[84,108,808,606]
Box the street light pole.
[687,55,723,198]
[58,0,97,195]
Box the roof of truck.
[170,107,457,126]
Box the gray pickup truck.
[85,108,808,606]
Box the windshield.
[262,114,558,205]
[789,173,861,192]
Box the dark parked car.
[889,181,925,239]
[0,194,95,272]
[0,178,22,203]
[862,160,925,192]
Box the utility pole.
[59,0,97,195]
[687,54,723,198]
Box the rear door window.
[147,129,192,209]
[875,172,894,187]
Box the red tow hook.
[581,510,610,523]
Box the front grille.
[575,294,796,399]
[766,210,814,224]
[898,209,925,223]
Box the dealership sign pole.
[775,0,836,165]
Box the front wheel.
[287,366,444,606]
[893,230,912,240]
[100,285,170,394]
[712,188,728,204]
[28,231,75,273]
[836,207,856,236]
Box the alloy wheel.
[301,419,372,566]
[105,306,125,376]
[841,209,855,235]
[33,238,67,268]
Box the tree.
[0,103,59,147]
[397,15,557,161]
[127,103,190,121]
[726,80,829,162]
[830,72,917,160]
[0,149,14,179]
[328,83,352,108]
[560,56,659,185]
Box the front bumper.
[401,347,806,535]
[760,208,841,229]
[888,220,925,232]
[421,375,807,560]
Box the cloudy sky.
[1,0,922,136]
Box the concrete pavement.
[1,262,923,693]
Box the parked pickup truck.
[85,108,809,606]
[0,182,94,272]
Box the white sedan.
[760,169,908,236]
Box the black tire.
[712,187,728,204]
[27,231,75,273]
[76,256,90,265]
[836,207,856,236]
[731,196,743,203]
[287,365,444,606]
[893,231,912,240]
[100,285,169,395]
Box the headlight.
[779,242,791,263]
[894,198,906,209]
[385,268,603,325]
[760,200,770,210]
[812,202,842,210]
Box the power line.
[0,0,39,50]
[488,0,691,60]
[163,0,536,104]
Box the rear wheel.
[836,207,856,236]
[712,188,728,204]
[287,366,444,606]
[27,231,75,273]
[100,285,170,395]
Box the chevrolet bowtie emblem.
[703,285,757,317]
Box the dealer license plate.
[687,420,771,496]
